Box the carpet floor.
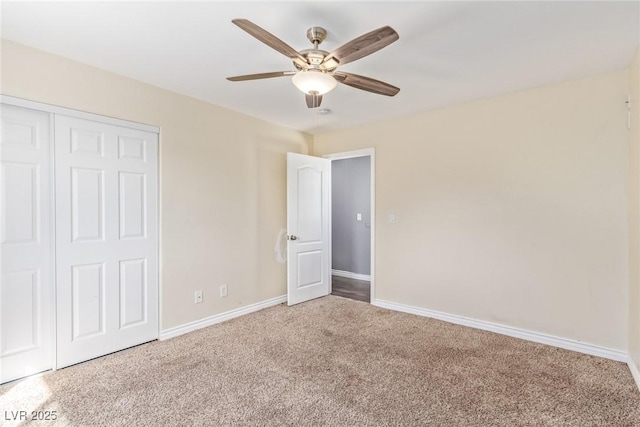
[2,295,639,426]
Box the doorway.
[325,149,375,303]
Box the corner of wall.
[628,45,640,381]
[307,133,316,156]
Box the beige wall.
[629,47,640,369]
[3,38,634,353]
[314,70,630,350]
[1,40,311,330]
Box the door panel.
[287,153,330,305]
[119,258,146,328]
[71,263,105,339]
[0,105,53,383]
[71,167,105,241]
[119,172,146,239]
[71,128,104,156]
[297,250,323,286]
[55,115,158,368]
[2,162,38,243]
[2,270,39,352]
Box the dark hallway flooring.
[331,275,370,303]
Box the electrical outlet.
[194,290,203,304]
[220,284,228,298]
[388,213,396,224]
[356,213,362,221]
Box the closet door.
[55,115,158,368]
[0,105,54,383]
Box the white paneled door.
[0,105,54,383]
[286,153,331,305]
[55,115,158,368]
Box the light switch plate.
[388,214,396,224]
[357,213,362,221]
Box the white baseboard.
[160,295,287,340]
[372,299,627,362]
[332,269,371,281]
[629,357,640,392]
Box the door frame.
[1,95,160,376]
[323,148,375,303]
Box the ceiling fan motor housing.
[297,49,334,71]
[306,27,327,45]
[296,27,336,71]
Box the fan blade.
[333,72,400,96]
[323,26,398,67]
[305,93,323,108]
[232,19,308,68]
[227,71,295,81]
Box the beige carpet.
[2,296,639,426]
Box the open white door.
[287,153,331,305]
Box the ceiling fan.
[226,19,400,108]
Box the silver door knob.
[288,235,298,241]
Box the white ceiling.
[2,1,639,134]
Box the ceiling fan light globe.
[292,71,337,95]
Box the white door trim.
[323,148,375,303]
[1,95,160,133]
[48,113,58,373]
